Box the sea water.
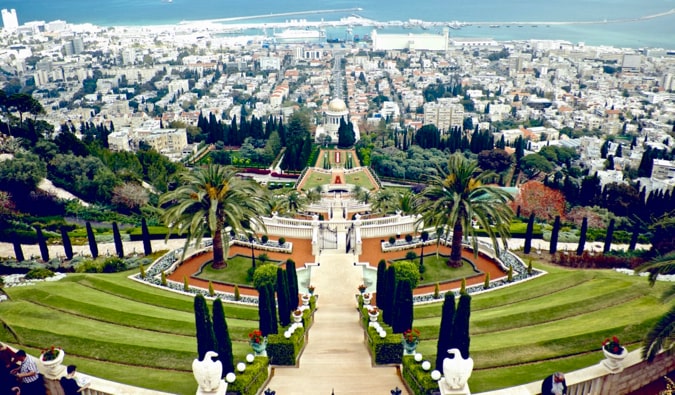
[3,0,675,48]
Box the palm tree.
[160,165,268,269]
[280,190,307,215]
[635,252,675,362]
[372,189,398,214]
[415,153,513,267]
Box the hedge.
[266,325,305,366]
[228,356,269,395]
[402,355,438,395]
[366,323,402,365]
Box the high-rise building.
[423,98,465,132]
[64,37,84,56]
[1,9,19,32]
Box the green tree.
[276,268,291,327]
[450,293,472,359]
[160,165,268,268]
[376,259,387,305]
[285,259,299,309]
[194,294,216,360]
[382,266,396,325]
[635,253,675,361]
[392,278,413,334]
[435,292,455,371]
[86,221,99,258]
[212,298,234,375]
[416,154,513,267]
[0,152,46,194]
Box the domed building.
[314,98,360,144]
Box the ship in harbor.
[273,29,325,41]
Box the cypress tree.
[183,275,190,291]
[453,293,472,359]
[507,266,513,282]
[13,240,24,262]
[577,217,588,256]
[549,216,560,254]
[234,285,240,301]
[435,292,456,371]
[382,266,396,326]
[483,273,490,289]
[523,213,535,254]
[194,294,216,360]
[60,225,73,260]
[86,221,98,258]
[35,225,49,262]
[459,278,467,295]
[267,283,278,334]
[208,281,215,297]
[258,285,273,336]
[161,271,167,286]
[212,298,234,376]
[629,222,640,251]
[603,218,615,254]
[376,259,386,307]
[112,222,124,258]
[392,278,413,334]
[285,259,299,309]
[276,268,291,327]
[141,218,152,256]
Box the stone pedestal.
[39,350,66,380]
[438,378,470,395]
[196,380,227,395]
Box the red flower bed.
[270,172,299,179]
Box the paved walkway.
[266,251,407,395]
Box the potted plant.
[292,309,304,323]
[601,336,627,373]
[39,345,66,379]
[301,293,311,306]
[367,307,379,322]
[402,328,421,355]
[248,330,267,355]
[357,284,367,294]
[308,285,315,295]
[362,292,371,305]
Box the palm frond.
[642,304,675,362]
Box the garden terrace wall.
[476,348,675,395]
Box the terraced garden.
[0,261,667,394]
[412,263,669,392]
[0,271,260,395]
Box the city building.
[1,9,18,32]
[423,98,464,132]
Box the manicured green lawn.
[344,170,376,190]
[300,171,331,191]
[410,262,669,391]
[0,270,260,395]
[195,254,280,286]
[394,255,481,286]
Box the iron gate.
[320,224,338,250]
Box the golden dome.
[327,98,347,112]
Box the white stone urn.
[439,348,473,395]
[362,293,372,305]
[301,293,310,306]
[368,308,379,322]
[39,348,66,379]
[192,351,227,394]
[292,310,303,323]
[602,346,627,373]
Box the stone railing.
[475,347,675,395]
[360,216,418,239]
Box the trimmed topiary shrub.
[278,237,286,246]
[261,235,269,244]
[405,251,418,261]
[253,263,279,291]
[367,325,402,364]
[433,282,440,299]
[402,356,438,395]
[405,234,413,243]
[390,261,420,289]
[389,236,396,245]
[266,326,305,366]
[161,271,167,286]
[183,275,190,291]
[208,281,215,297]
[228,356,269,395]
[483,272,490,289]
[234,284,241,301]
[25,267,54,280]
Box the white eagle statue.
[192,351,223,393]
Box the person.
[541,371,567,395]
[0,344,18,395]
[9,350,43,395]
[60,365,89,395]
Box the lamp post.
[249,233,256,268]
